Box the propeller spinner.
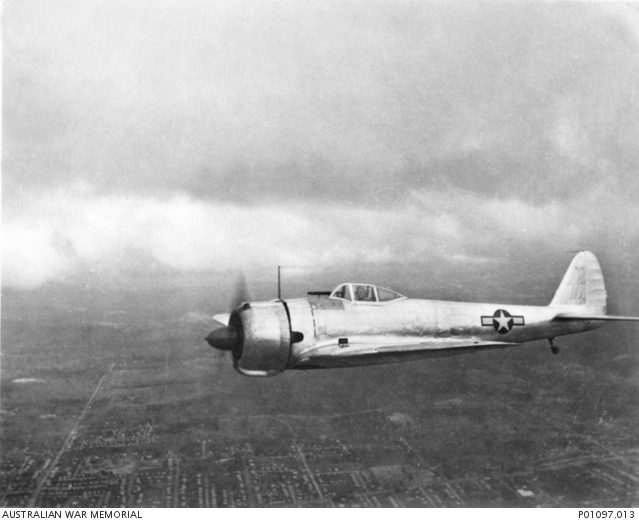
[205,325,237,351]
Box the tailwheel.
[549,338,560,355]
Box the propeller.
[231,272,250,309]
[205,273,250,355]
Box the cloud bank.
[4,182,637,288]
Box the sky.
[4,1,639,289]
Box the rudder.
[550,251,606,313]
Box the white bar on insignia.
[513,317,525,325]
[481,318,493,326]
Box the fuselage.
[284,295,601,369]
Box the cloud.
[2,221,73,289]
[1,185,454,287]
[4,2,639,206]
[4,181,638,289]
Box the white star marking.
[494,311,512,332]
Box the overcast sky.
[4,1,639,288]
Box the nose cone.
[205,326,238,351]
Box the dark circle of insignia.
[492,309,514,334]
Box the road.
[27,365,114,507]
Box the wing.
[212,313,231,326]
[293,338,522,369]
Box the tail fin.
[550,251,606,313]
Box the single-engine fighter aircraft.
[205,251,639,377]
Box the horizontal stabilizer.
[554,313,639,322]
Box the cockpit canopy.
[330,284,406,303]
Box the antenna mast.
[278,265,281,300]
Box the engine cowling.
[230,301,291,376]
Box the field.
[2,260,638,507]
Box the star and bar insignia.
[481,309,525,334]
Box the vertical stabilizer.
[550,251,606,313]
